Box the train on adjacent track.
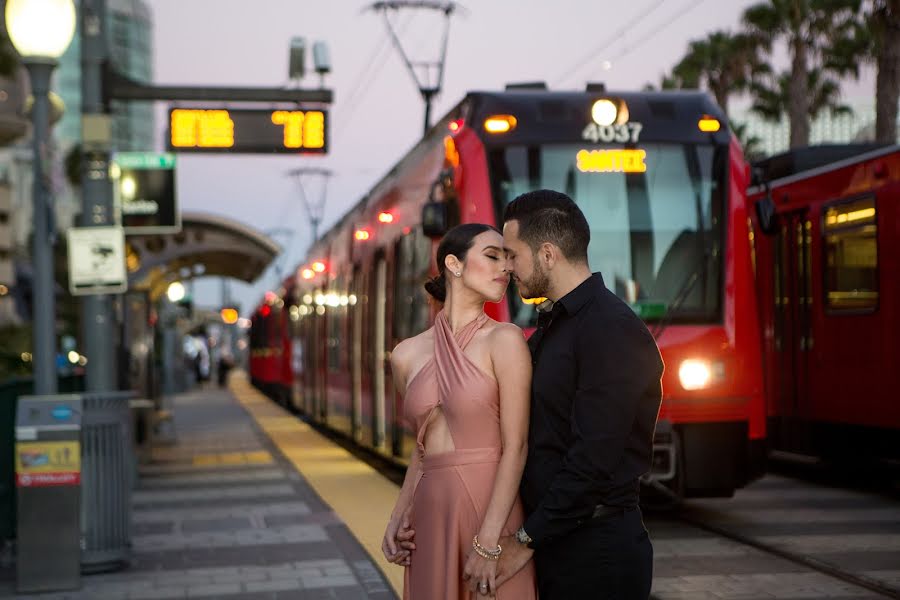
[250,85,769,500]
[747,144,900,466]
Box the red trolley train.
[251,86,768,498]
[747,144,900,464]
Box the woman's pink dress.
[402,311,537,600]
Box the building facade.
[732,101,900,158]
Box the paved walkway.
[0,382,397,600]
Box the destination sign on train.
[167,108,328,154]
[576,149,647,173]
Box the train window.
[394,228,432,341]
[328,274,347,371]
[823,197,878,311]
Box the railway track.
[647,474,900,599]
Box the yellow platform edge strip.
[228,373,403,597]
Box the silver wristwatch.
[515,526,533,547]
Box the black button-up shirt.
[521,273,664,547]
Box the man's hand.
[494,534,533,588]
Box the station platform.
[0,373,401,599]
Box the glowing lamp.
[220,308,239,325]
[166,281,186,303]
[355,229,371,241]
[484,115,517,134]
[377,212,394,224]
[698,116,721,132]
[5,0,76,59]
[678,359,712,391]
[448,118,464,132]
[311,261,327,273]
[260,305,272,317]
[591,99,618,126]
[301,268,315,280]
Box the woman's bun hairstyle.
[424,274,447,302]
[422,223,499,303]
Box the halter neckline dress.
[402,310,537,600]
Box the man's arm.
[522,311,661,547]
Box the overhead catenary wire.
[606,0,709,66]
[552,0,667,88]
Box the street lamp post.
[5,0,77,394]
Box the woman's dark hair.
[424,223,499,302]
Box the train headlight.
[591,99,618,126]
[678,359,726,390]
[679,359,712,390]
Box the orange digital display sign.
[576,149,647,173]
[168,108,327,154]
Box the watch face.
[516,527,531,544]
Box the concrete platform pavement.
[0,380,398,600]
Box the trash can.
[80,391,135,573]
[15,394,83,593]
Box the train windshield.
[488,142,727,328]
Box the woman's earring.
[455,272,461,277]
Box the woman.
[382,223,538,599]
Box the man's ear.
[539,242,558,269]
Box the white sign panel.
[67,226,127,295]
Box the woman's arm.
[382,342,422,562]
[463,324,532,592]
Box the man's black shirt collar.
[555,272,606,317]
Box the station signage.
[167,107,328,154]
[113,152,180,234]
[66,226,128,296]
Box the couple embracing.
[382,189,664,600]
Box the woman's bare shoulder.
[485,320,527,345]
[392,327,434,367]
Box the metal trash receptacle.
[15,394,83,593]
[81,390,135,573]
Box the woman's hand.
[462,550,499,597]
[381,506,415,566]
[381,518,409,565]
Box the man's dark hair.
[503,189,590,262]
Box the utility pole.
[369,1,457,134]
[79,0,117,391]
[286,167,332,244]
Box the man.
[496,189,664,599]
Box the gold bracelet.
[472,535,501,560]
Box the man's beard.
[518,257,550,300]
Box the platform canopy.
[127,212,281,300]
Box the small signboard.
[15,440,81,487]
[67,226,127,296]
[113,152,180,234]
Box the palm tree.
[668,30,764,117]
[751,69,852,125]
[743,0,866,148]
[731,121,766,161]
[866,0,900,142]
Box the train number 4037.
[582,122,643,144]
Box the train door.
[310,289,326,420]
[351,265,364,442]
[814,197,882,431]
[372,256,389,451]
[772,210,813,449]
